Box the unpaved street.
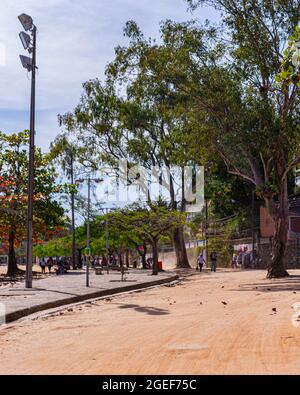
[1,269,300,375]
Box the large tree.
[185,0,300,277]
[108,201,186,274]
[0,131,65,277]
[58,21,219,269]
[49,133,86,269]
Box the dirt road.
[1,269,300,375]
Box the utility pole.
[205,198,209,267]
[106,207,109,274]
[75,177,103,286]
[251,188,255,267]
[70,150,76,270]
[18,14,37,289]
[86,177,91,287]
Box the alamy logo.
[95,160,204,213]
[0,42,6,66]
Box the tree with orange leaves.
[0,131,65,277]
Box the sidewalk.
[0,269,178,323]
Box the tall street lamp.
[18,13,37,289]
[76,177,103,287]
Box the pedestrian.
[39,257,46,274]
[196,253,206,272]
[231,253,238,269]
[210,251,217,272]
[47,256,53,273]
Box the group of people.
[231,249,258,269]
[39,257,53,274]
[82,255,120,267]
[196,251,218,272]
[39,256,69,275]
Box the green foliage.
[34,201,185,260]
[277,26,300,86]
[108,200,186,244]
[208,213,249,267]
[0,131,65,244]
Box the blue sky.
[0,0,218,152]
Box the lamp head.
[19,55,32,71]
[18,13,33,31]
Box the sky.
[0,0,219,152]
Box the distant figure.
[210,251,217,272]
[146,257,153,269]
[39,258,46,274]
[56,261,67,275]
[101,255,107,266]
[47,256,53,273]
[196,253,206,272]
[231,253,238,269]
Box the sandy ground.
[1,269,300,375]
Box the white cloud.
[0,0,218,150]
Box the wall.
[258,238,300,269]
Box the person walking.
[210,251,217,272]
[231,253,238,269]
[196,253,206,272]
[47,256,53,273]
[39,257,46,274]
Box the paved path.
[0,269,178,323]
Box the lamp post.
[251,188,256,267]
[105,207,109,274]
[76,177,103,287]
[18,13,37,289]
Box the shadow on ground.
[233,275,300,293]
[117,303,169,315]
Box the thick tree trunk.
[6,228,18,277]
[77,247,84,269]
[267,164,289,278]
[173,226,190,268]
[168,167,190,268]
[152,241,159,275]
[125,250,129,268]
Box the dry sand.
[1,269,300,375]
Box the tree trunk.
[152,241,159,275]
[125,250,129,268]
[168,167,190,268]
[267,161,289,278]
[6,228,18,277]
[77,247,84,269]
[173,226,190,268]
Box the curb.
[5,274,179,324]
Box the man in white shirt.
[196,253,206,272]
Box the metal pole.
[251,189,255,267]
[205,198,209,267]
[106,208,109,274]
[70,150,76,270]
[86,178,90,287]
[25,25,36,289]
